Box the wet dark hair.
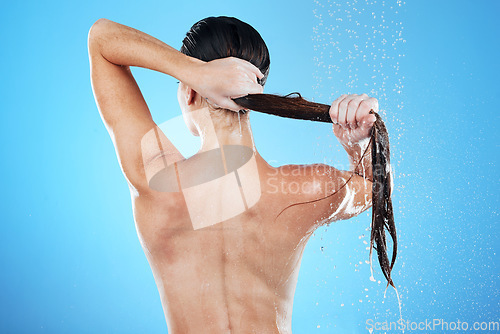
[180,16,397,289]
[180,16,270,87]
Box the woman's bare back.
[131,151,371,334]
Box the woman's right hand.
[329,93,378,147]
[185,57,264,112]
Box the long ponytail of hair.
[235,92,397,289]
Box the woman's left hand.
[186,57,264,112]
[329,93,378,147]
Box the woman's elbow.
[88,18,110,46]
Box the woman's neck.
[197,112,256,153]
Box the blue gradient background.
[1,0,498,333]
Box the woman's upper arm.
[303,164,373,224]
[88,32,183,192]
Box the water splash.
[238,111,242,137]
[383,283,404,333]
[312,0,406,329]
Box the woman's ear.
[186,87,197,106]
[178,82,197,106]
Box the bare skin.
[88,18,378,333]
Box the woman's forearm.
[88,18,201,82]
[343,140,373,182]
[87,18,264,112]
